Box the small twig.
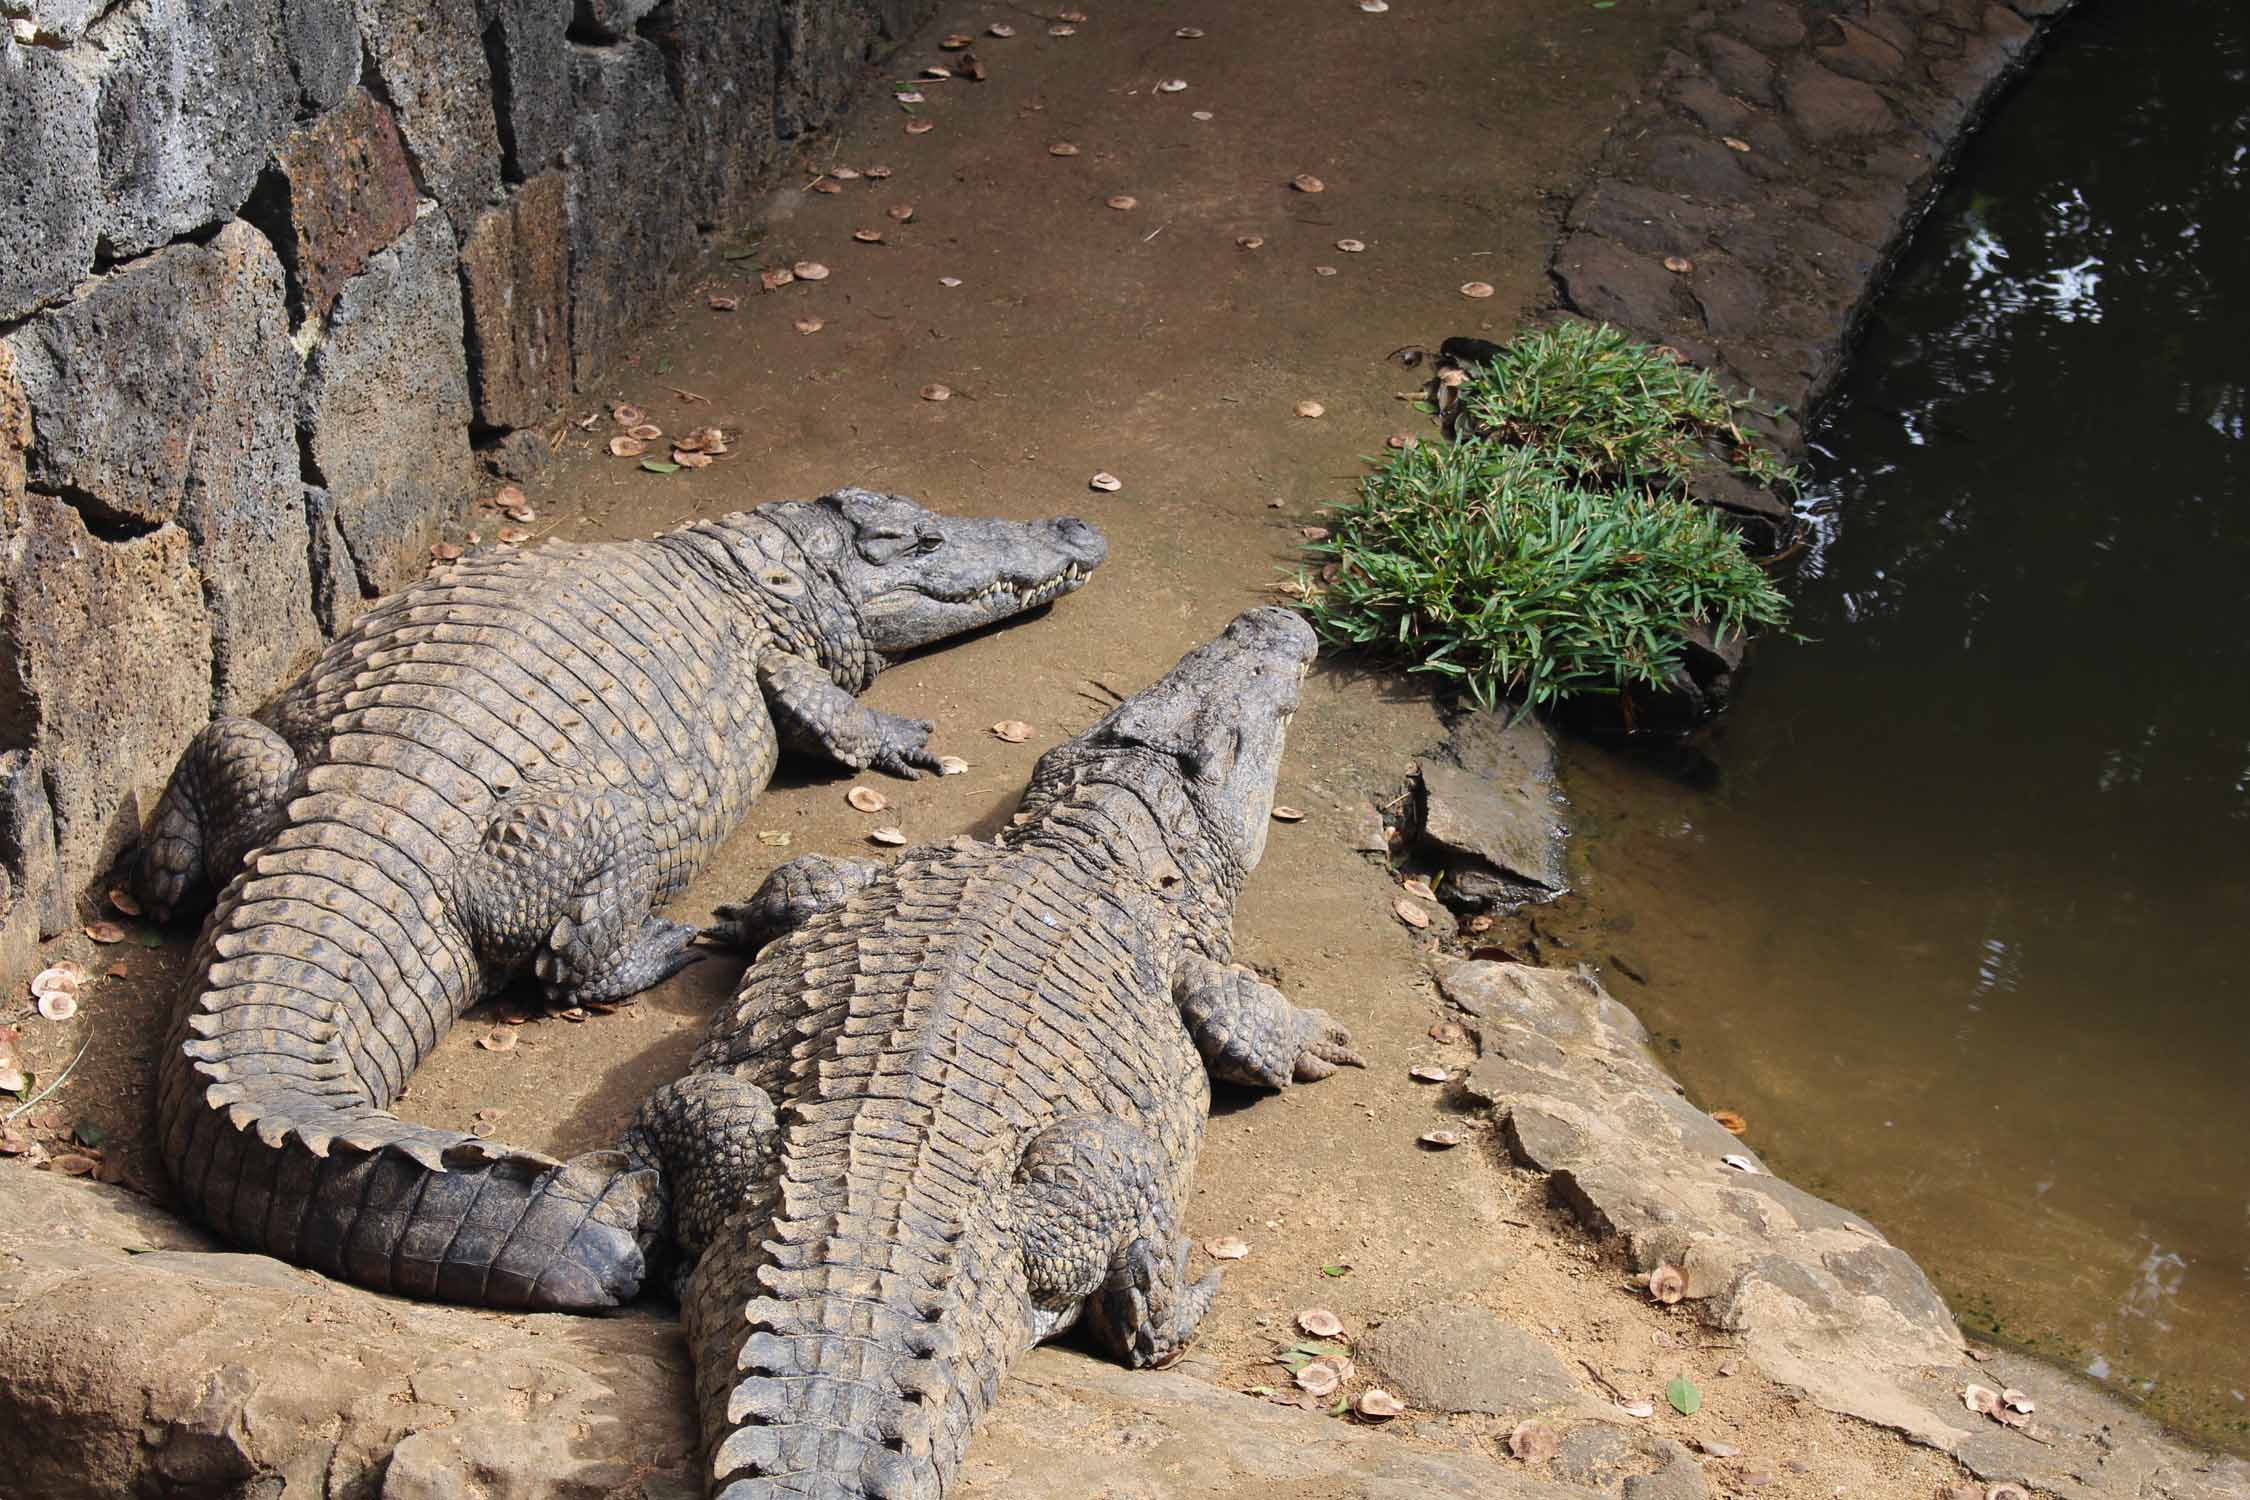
[5,1037,92,1123]
[668,386,711,404]
[1579,1360,1631,1404]
[1143,223,1167,243]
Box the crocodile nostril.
[1052,517,1108,564]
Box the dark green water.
[1563,0,2250,1447]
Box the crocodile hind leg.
[758,651,945,778]
[1172,952,1365,1088]
[703,854,885,952]
[622,1068,781,1296]
[130,716,299,920]
[462,786,703,1008]
[1012,1114,1221,1369]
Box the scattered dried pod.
[1057,9,1086,21]
[1387,433,1417,450]
[888,203,917,221]
[1175,26,1205,38]
[1088,471,1123,492]
[1157,78,1187,93]
[852,229,885,244]
[497,526,534,545]
[991,720,1034,743]
[1429,1021,1465,1044]
[794,261,831,281]
[493,483,528,510]
[1204,1235,1250,1260]
[1710,1109,1749,1134]
[1418,1129,1461,1149]
[905,119,935,134]
[919,383,953,402]
[1408,1064,1448,1083]
[847,786,890,814]
[831,166,862,180]
[1438,368,1467,387]
[895,90,925,104]
[51,1152,98,1177]
[1270,806,1305,822]
[1663,255,1694,274]
[1723,136,1751,152]
[507,505,537,522]
[1648,1263,1687,1305]
[920,66,952,79]
[672,450,714,469]
[1393,898,1429,929]
[1299,525,1330,541]
[1048,142,1080,156]
[1106,194,1138,210]
[478,1027,517,1052]
[1988,1487,2033,1500]
[940,31,972,48]
[1400,877,1436,901]
[1294,1358,1346,1397]
[37,990,78,1023]
[811,178,843,195]
[795,316,825,334]
[1294,399,1325,418]
[1236,234,1266,250]
[1466,914,1493,933]
[1191,109,1213,120]
[869,827,909,847]
[610,435,647,457]
[1291,173,1325,193]
[987,23,1015,37]
[760,267,797,291]
[936,755,969,776]
[1314,265,1338,277]
[866,164,895,178]
[1619,1400,1656,1419]
[628,423,663,440]
[1721,1153,1761,1173]
[107,886,142,916]
[1356,1389,1404,1419]
[1507,1420,1560,1462]
[30,966,80,997]
[612,403,645,425]
[2002,1388,2035,1413]
[1297,1308,1345,1337]
[1460,281,1495,298]
[0,1062,24,1094]
[1336,238,1366,253]
[939,276,963,287]
[1962,1383,2002,1416]
[1047,23,1075,36]
[86,921,128,946]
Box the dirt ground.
[7,1,1978,1493]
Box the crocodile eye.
[914,535,943,556]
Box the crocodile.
[622,606,1363,1500]
[142,489,1106,1311]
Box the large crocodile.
[623,607,1362,1500]
[143,489,1106,1311]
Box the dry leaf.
[1335,238,1366,253]
[869,827,908,846]
[1460,281,1495,298]
[1298,525,1330,541]
[1157,78,1187,93]
[1507,1420,1559,1461]
[107,886,142,916]
[866,164,895,178]
[609,435,647,457]
[2002,1388,2035,1413]
[1175,26,1205,38]
[1360,0,1390,10]
[612,403,645,425]
[492,483,528,510]
[905,121,936,137]
[940,31,972,48]
[1962,1384,2001,1416]
[1106,194,1138,210]
[795,316,825,334]
[847,786,890,814]
[987,23,1014,38]
[672,450,714,469]
[1294,1358,1345,1397]
[30,966,80,997]
[1429,1021,1465,1044]
[1710,1109,1749,1134]
[939,276,963,287]
[1089,471,1122,492]
[1387,433,1417,450]
[497,526,534,544]
[1291,173,1325,193]
[888,203,916,221]
[1400,877,1435,901]
[1057,10,1086,22]
[1418,1129,1461,1149]
[1393,897,1429,929]
[1648,1263,1686,1304]
[51,1152,98,1177]
[1357,1389,1404,1419]
[1438,367,1467,387]
[1619,1400,1656,1419]
[1314,265,1339,277]
[478,1027,517,1052]
[506,505,537,522]
[794,261,831,281]
[1191,109,1213,120]
[936,755,969,776]
[920,383,953,401]
[1722,1153,1761,1173]
[1048,142,1080,157]
[83,921,125,944]
[1205,1235,1250,1260]
[1294,400,1325,418]
[1723,136,1751,152]
[854,228,885,243]
[811,178,842,195]
[756,830,793,848]
[991,720,1034,743]
[1047,23,1075,36]
[1270,805,1305,822]
[1297,1308,1344,1337]
[1236,234,1265,250]
[1663,255,1694,274]
[760,267,796,291]
[37,990,78,1022]
[920,66,951,80]
[1409,1064,1447,1083]
[831,166,862,180]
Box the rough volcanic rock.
[359,0,506,236]
[248,87,421,325]
[281,0,365,112]
[1412,710,1568,910]
[0,493,211,899]
[302,484,368,638]
[460,172,570,432]
[1354,1305,1588,1420]
[6,222,321,712]
[89,0,304,259]
[0,37,100,324]
[570,0,661,38]
[481,0,573,178]
[299,208,477,595]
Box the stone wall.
[0,0,933,980]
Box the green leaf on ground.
[721,246,761,261]
[640,460,683,475]
[1666,1375,1702,1416]
[1321,1263,1351,1277]
[74,1118,107,1147]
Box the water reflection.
[1562,0,2250,1448]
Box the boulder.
[1413,751,1567,911]
[89,0,303,259]
[299,208,478,595]
[0,35,100,324]
[1353,1304,1589,1420]
[6,221,321,713]
[460,172,570,432]
[359,0,505,236]
[248,87,421,326]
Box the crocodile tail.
[687,1207,1012,1500]
[155,822,659,1310]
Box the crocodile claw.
[1293,1012,1366,1082]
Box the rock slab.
[1353,1303,1589,1419]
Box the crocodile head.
[1022,607,1318,883]
[763,487,1108,654]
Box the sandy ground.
[7,1,1979,1493]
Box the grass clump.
[1298,323,1794,713]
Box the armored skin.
[143,489,1106,1311]
[626,607,1362,1500]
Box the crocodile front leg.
[130,716,300,920]
[622,1068,781,1296]
[703,854,886,952]
[1013,1114,1221,1368]
[758,650,944,778]
[1172,952,1365,1088]
[461,786,703,1008]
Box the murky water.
[1554,0,2250,1449]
